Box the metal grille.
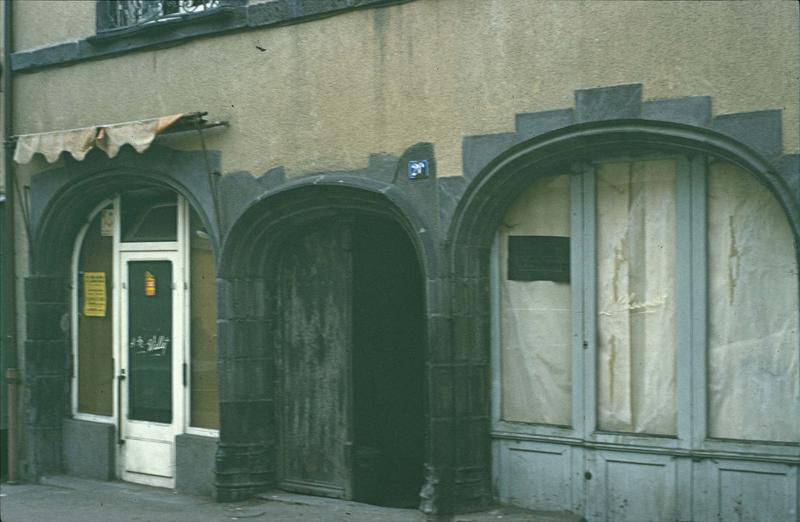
[103,0,221,30]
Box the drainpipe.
[3,0,19,484]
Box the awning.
[12,112,224,164]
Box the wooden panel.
[77,209,114,416]
[277,221,352,496]
[189,209,218,429]
[495,440,574,512]
[693,459,798,522]
[586,451,677,522]
[124,437,172,477]
[719,466,797,521]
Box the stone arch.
[215,175,440,504]
[445,117,799,512]
[452,119,797,253]
[22,145,220,480]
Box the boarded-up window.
[500,175,572,426]
[596,160,677,435]
[708,163,800,442]
[77,206,114,416]
[189,209,219,429]
[494,154,798,450]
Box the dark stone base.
[62,418,115,480]
[175,433,218,497]
[215,486,260,502]
[1,428,7,481]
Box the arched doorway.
[274,214,425,506]
[448,122,800,521]
[217,182,431,507]
[70,187,218,488]
[19,146,221,485]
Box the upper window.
[120,188,178,242]
[98,0,222,32]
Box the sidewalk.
[0,475,583,522]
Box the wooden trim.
[581,166,597,438]
[689,155,708,449]
[676,156,693,449]
[570,171,585,437]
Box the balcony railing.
[100,0,222,31]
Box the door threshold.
[121,472,174,489]
[259,489,421,512]
[276,480,345,499]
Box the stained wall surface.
[11,0,800,180]
[8,1,800,515]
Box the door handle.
[117,370,126,445]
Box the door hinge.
[182,362,188,387]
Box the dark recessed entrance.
[274,214,425,508]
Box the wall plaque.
[507,235,570,282]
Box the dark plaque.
[507,236,570,282]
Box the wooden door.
[277,220,353,498]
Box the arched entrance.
[448,120,800,521]
[274,214,424,506]
[217,181,431,507]
[20,146,221,487]
[70,188,218,488]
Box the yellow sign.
[83,272,107,317]
[145,271,156,297]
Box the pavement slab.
[1,476,582,522]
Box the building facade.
[2,1,799,520]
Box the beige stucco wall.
[13,0,95,52]
[12,0,800,180]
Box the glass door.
[119,251,184,488]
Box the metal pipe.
[5,368,19,483]
[4,0,20,483]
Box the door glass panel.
[189,209,219,429]
[499,174,572,426]
[128,260,173,423]
[77,206,114,416]
[707,162,800,442]
[121,188,178,242]
[596,159,677,435]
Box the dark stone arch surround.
[446,84,800,513]
[214,175,448,507]
[21,145,221,481]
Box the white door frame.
[71,195,204,487]
[117,250,184,488]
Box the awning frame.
[9,111,227,164]
[5,111,227,249]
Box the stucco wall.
[13,0,95,52]
[12,0,800,180]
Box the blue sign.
[408,160,429,180]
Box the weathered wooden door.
[276,220,353,499]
